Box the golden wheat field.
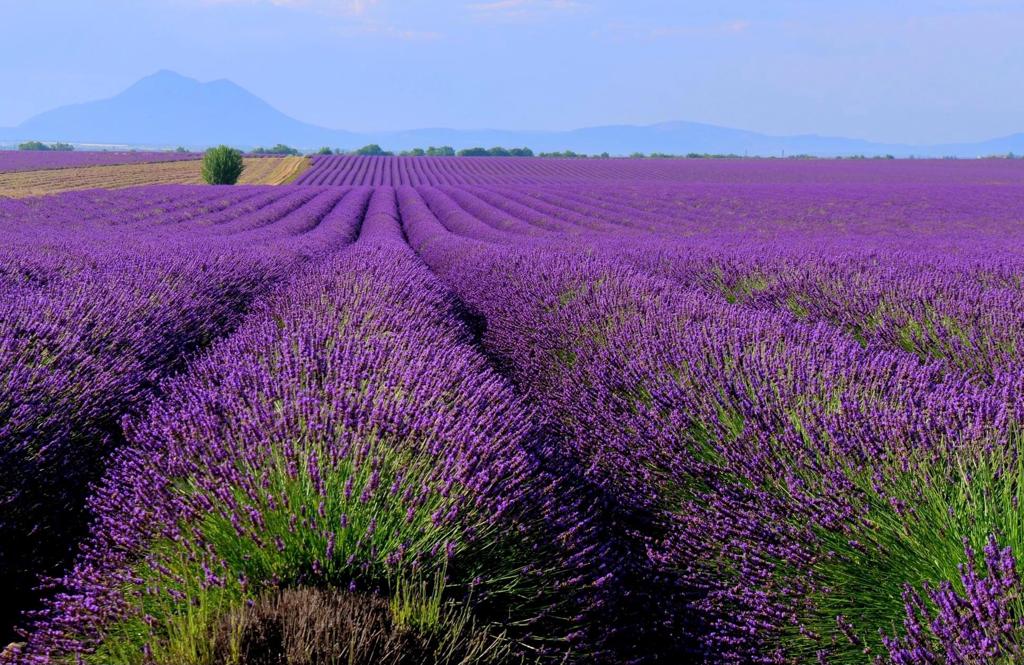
[0,156,309,197]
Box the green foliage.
[640,317,1024,663]
[18,140,74,151]
[316,146,335,155]
[771,431,1024,663]
[539,150,586,158]
[426,146,456,156]
[389,568,449,634]
[251,143,300,156]
[85,433,551,664]
[455,147,535,157]
[400,148,427,156]
[356,144,393,156]
[174,146,190,153]
[679,152,744,158]
[675,371,1024,664]
[201,145,245,185]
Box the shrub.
[316,146,334,155]
[201,145,245,185]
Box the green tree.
[252,144,300,156]
[355,144,392,156]
[201,145,245,185]
[426,146,455,156]
[316,147,334,155]
[457,147,490,157]
[19,140,51,151]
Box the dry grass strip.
[253,156,309,185]
[0,156,312,198]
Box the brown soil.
[0,156,311,197]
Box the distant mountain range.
[2,70,1022,157]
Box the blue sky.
[1,1,1021,143]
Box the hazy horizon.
[2,1,1022,144]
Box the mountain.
[0,70,359,148]
[0,71,1019,157]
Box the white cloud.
[650,20,751,38]
[196,0,379,16]
[596,19,752,42]
[337,20,443,41]
[192,0,439,40]
[466,0,583,20]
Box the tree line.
[322,144,538,157]
[17,140,1023,161]
[18,140,75,151]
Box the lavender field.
[3,157,1024,664]
[0,151,200,174]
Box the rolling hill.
[1,71,1021,157]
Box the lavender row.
[400,185,1024,663]
[0,186,369,640]
[422,183,1024,379]
[0,151,200,174]
[293,155,1024,186]
[13,191,602,663]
